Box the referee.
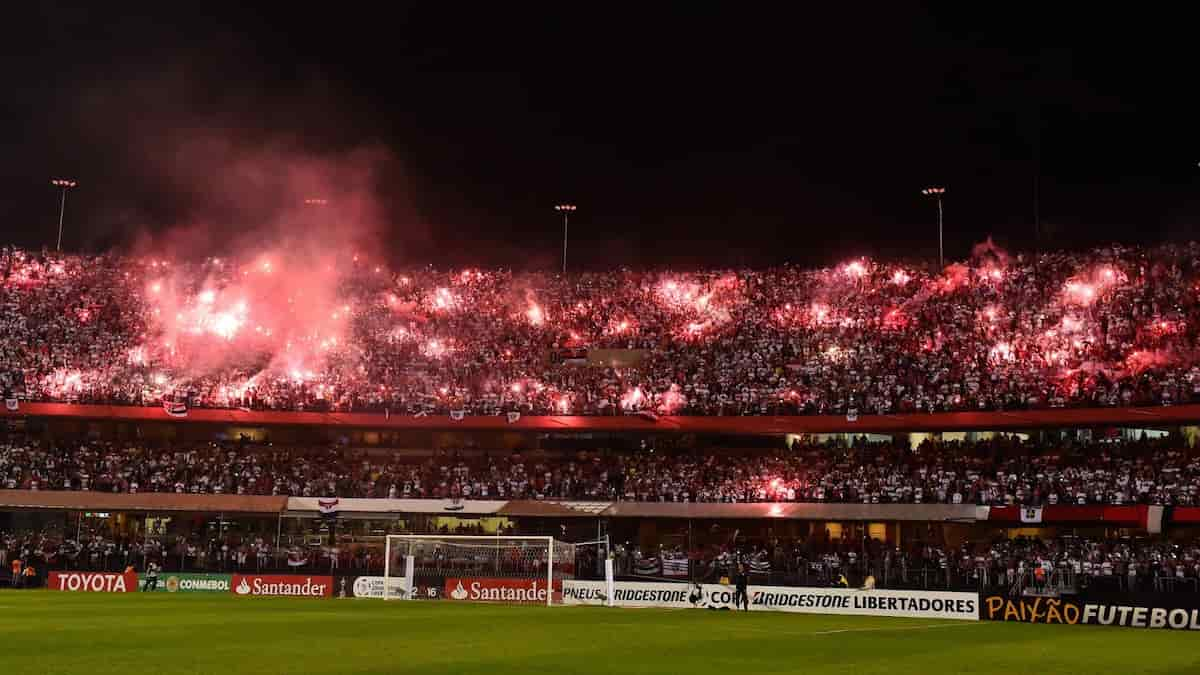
[733,564,749,611]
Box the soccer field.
[2,592,1197,675]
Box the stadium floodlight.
[555,204,577,275]
[51,178,78,252]
[384,534,611,607]
[921,186,946,269]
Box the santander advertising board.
[444,578,560,603]
[231,574,333,598]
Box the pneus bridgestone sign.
[563,581,979,621]
[563,581,692,608]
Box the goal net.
[383,535,611,606]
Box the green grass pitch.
[2,591,1197,674]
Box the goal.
[383,535,611,606]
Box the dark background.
[2,3,1198,269]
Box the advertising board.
[983,593,1200,631]
[140,573,231,593]
[563,580,978,620]
[444,577,559,603]
[48,571,137,593]
[231,574,333,598]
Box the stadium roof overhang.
[0,490,287,514]
[596,502,982,522]
[2,493,1198,526]
[5,402,1200,434]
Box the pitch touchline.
[810,623,980,636]
[721,622,979,638]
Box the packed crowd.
[3,242,1200,416]
[790,534,1200,591]
[821,534,1198,592]
[0,527,388,581]
[601,530,1200,593]
[4,434,1200,506]
[877,534,1200,592]
[962,535,1200,591]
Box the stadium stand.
[2,242,1200,416]
[3,434,1199,506]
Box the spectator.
[2,243,1198,417]
[3,432,1200,506]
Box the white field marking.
[599,616,983,638]
[810,622,981,636]
[719,622,981,638]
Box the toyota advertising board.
[231,574,333,598]
[48,571,138,593]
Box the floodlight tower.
[51,178,78,252]
[555,204,577,275]
[921,186,946,269]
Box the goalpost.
[383,534,612,607]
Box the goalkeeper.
[732,564,749,611]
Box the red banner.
[231,574,333,597]
[989,505,1148,526]
[48,571,137,593]
[444,577,560,603]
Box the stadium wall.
[35,568,1200,631]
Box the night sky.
[2,4,1198,269]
